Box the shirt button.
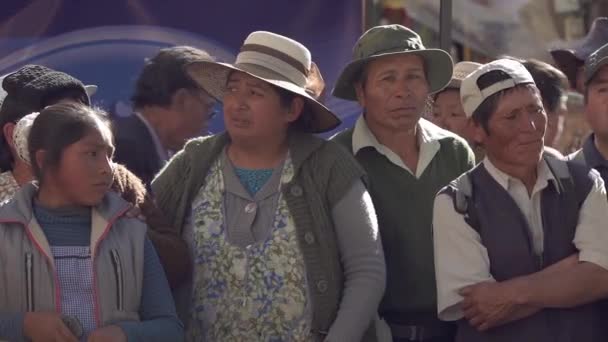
[290,185,303,197]
[304,232,315,245]
[244,202,257,214]
[316,280,328,293]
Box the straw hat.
[185,31,340,133]
[446,61,482,89]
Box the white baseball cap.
[460,59,535,118]
[446,61,482,89]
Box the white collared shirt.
[433,158,608,321]
[352,116,455,178]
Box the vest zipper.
[25,252,34,311]
[110,249,124,311]
[91,205,130,327]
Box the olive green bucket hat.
[332,24,453,101]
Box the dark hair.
[131,46,213,109]
[275,86,314,132]
[522,59,567,114]
[471,70,538,134]
[432,87,459,102]
[28,103,112,182]
[356,64,371,87]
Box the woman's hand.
[23,312,78,342]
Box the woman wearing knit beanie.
[0,65,191,290]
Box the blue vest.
[442,157,606,342]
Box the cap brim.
[185,61,341,133]
[332,49,454,101]
[550,49,583,89]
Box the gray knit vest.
[442,158,607,342]
[152,131,379,341]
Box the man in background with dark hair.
[434,59,608,341]
[570,43,608,188]
[114,46,216,185]
[521,59,569,150]
[550,17,608,93]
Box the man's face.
[475,86,546,171]
[585,65,608,141]
[355,54,430,133]
[168,88,216,150]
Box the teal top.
[234,167,274,195]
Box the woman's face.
[41,122,114,207]
[223,71,301,142]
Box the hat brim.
[447,78,462,89]
[550,49,583,89]
[85,85,98,96]
[332,49,454,101]
[185,61,341,133]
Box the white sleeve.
[574,170,608,271]
[433,193,495,321]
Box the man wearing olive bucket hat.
[332,25,475,342]
[152,31,386,341]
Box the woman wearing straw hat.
[152,31,386,341]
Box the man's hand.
[87,325,127,342]
[23,312,78,342]
[459,280,537,331]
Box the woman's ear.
[3,123,16,150]
[286,97,305,123]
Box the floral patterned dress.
[0,171,19,204]
[187,156,313,342]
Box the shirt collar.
[351,115,446,155]
[582,134,608,169]
[134,112,170,162]
[482,157,556,193]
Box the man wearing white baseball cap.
[433,59,608,341]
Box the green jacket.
[152,131,378,340]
